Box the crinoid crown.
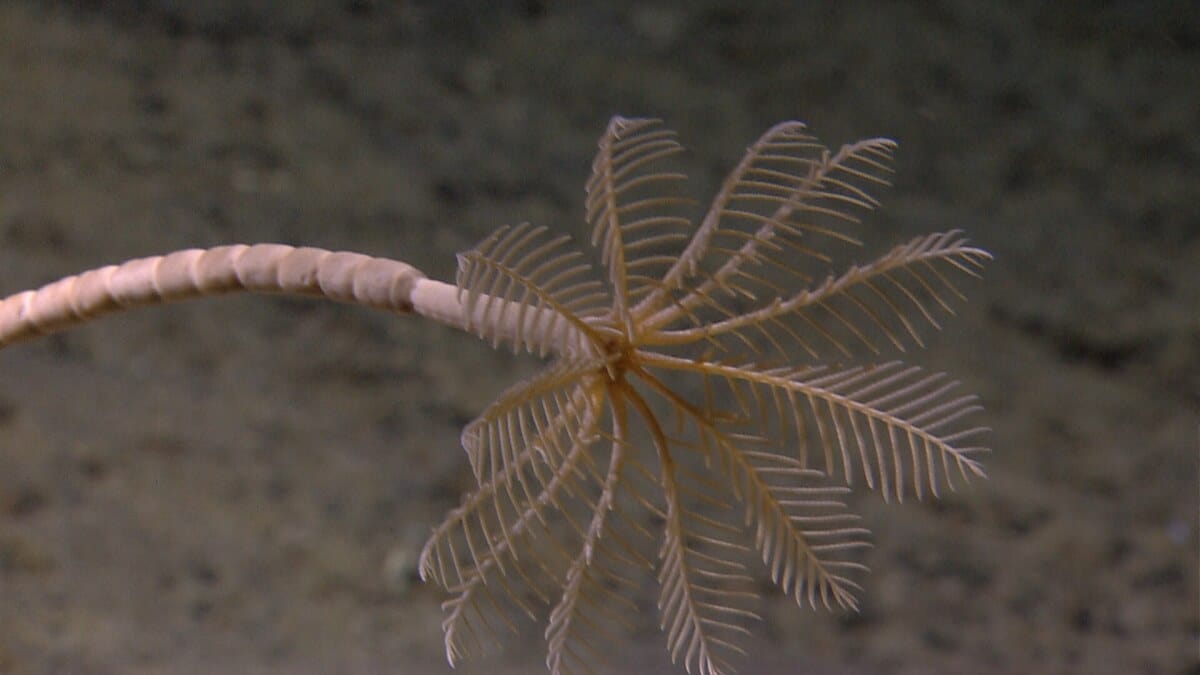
[418,117,991,675]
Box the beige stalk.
[0,243,587,355]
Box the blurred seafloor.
[0,2,1196,674]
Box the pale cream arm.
[0,243,590,356]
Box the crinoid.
[0,117,991,674]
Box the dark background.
[0,2,1196,673]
